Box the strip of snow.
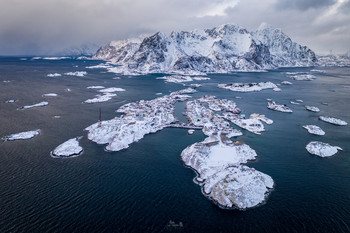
[311,69,326,73]
[64,71,87,77]
[305,105,320,112]
[2,129,40,141]
[178,88,197,94]
[51,137,83,158]
[281,81,292,85]
[306,141,342,157]
[42,57,70,60]
[84,93,117,103]
[47,73,62,77]
[319,116,347,126]
[18,101,48,110]
[158,75,210,83]
[86,63,113,69]
[302,125,325,135]
[98,87,126,93]
[87,86,105,89]
[6,99,17,103]
[42,93,58,97]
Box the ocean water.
[0,57,349,232]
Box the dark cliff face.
[128,33,168,71]
[173,56,215,73]
[246,42,272,67]
[95,45,117,60]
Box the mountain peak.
[94,23,317,74]
[258,22,273,31]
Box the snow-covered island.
[86,63,113,69]
[157,75,210,85]
[218,82,278,92]
[98,87,126,93]
[83,88,276,209]
[2,130,40,141]
[281,81,293,85]
[6,99,17,103]
[306,141,342,157]
[302,125,325,135]
[305,105,320,112]
[87,86,105,89]
[84,87,125,103]
[84,93,117,104]
[64,71,87,77]
[319,116,348,126]
[93,23,316,75]
[42,93,58,97]
[181,134,274,209]
[85,88,196,151]
[289,74,316,81]
[51,137,83,158]
[47,73,61,77]
[223,113,273,135]
[267,100,292,113]
[181,96,274,209]
[18,101,48,110]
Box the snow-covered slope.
[94,23,317,74]
[253,23,316,67]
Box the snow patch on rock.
[181,135,274,209]
[306,141,342,157]
[2,130,40,141]
[218,82,278,92]
[64,71,87,77]
[51,137,83,158]
[47,73,62,77]
[18,101,48,110]
[319,116,347,126]
[302,125,325,135]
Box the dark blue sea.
[0,57,349,232]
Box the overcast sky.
[0,0,349,55]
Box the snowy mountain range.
[317,53,350,67]
[93,23,317,75]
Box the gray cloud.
[0,0,349,55]
[275,0,337,11]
